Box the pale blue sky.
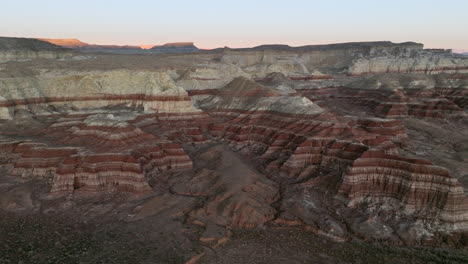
[1,0,467,50]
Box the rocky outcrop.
[0,111,198,195]
[1,39,468,246]
[38,38,200,54]
[37,38,88,48]
[191,74,468,234]
[221,42,423,69]
[295,74,467,118]
[1,141,78,178]
[149,42,199,53]
[348,50,468,76]
[339,150,468,230]
[194,76,323,115]
[0,70,200,119]
[0,37,73,62]
[172,145,278,228]
[52,153,151,193]
[221,42,468,77]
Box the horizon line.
[2,35,467,52]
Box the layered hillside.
[149,42,199,53]
[0,37,73,62]
[38,38,200,54]
[37,38,88,48]
[1,38,468,258]
[221,41,468,77]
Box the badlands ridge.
[1,37,468,262]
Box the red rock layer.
[50,142,193,193]
[203,99,467,229]
[279,139,368,179]
[297,87,466,118]
[347,66,468,76]
[171,146,279,229]
[1,112,201,194]
[206,107,406,180]
[435,88,468,109]
[131,143,193,171]
[130,112,213,145]
[52,153,150,193]
[48,124,156,148]
[288,75,333,81]
[0,94,191,107]
[0,142,79,178]
[253,75,334,82]
[339,150,468,228]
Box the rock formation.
[0,37,73,62]
[1,37,467,249]
[149,42,199,53]
[38,38,200,54]
[37,38,89,48]
[0,70,200,119]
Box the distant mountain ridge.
[1,37,68,51]
[37,38,199,54]
[0,37,73,62]
[37,38,88,48]
[150,42,198,52]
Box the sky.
[1,0,467,50]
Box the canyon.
[0,37,467,263]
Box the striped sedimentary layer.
[0,70,200,119]
[1,38,468,241]
[45,113,157,149]
[52,153,151,193]
[220,42,468,78]
[50,142,193,193]
[435,87,468,109]
[348,55,468,76]
[129,112,213,145]
[0,112,196,194]
[0,37,74,62]
[0,141,78,178]
[297,86,466,118]
[193,76,324,115]
[339,150,468,230]
[210,110,468,230]
[194,77,468,231]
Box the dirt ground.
[1,212,467,264]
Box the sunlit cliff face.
[139,45,155,49]
[37,38,88,47]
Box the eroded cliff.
[1,38,468,258]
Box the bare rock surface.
[0,37,468,263]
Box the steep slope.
[194,76,323,115]
[195,75,468,235]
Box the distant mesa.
[139,45,155,50]
[37,38,88,48]
[0,37,68,51]
[452,49,468,54]
[37,38,200,54]
[149,42,198,52]
[0,37,74,62]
